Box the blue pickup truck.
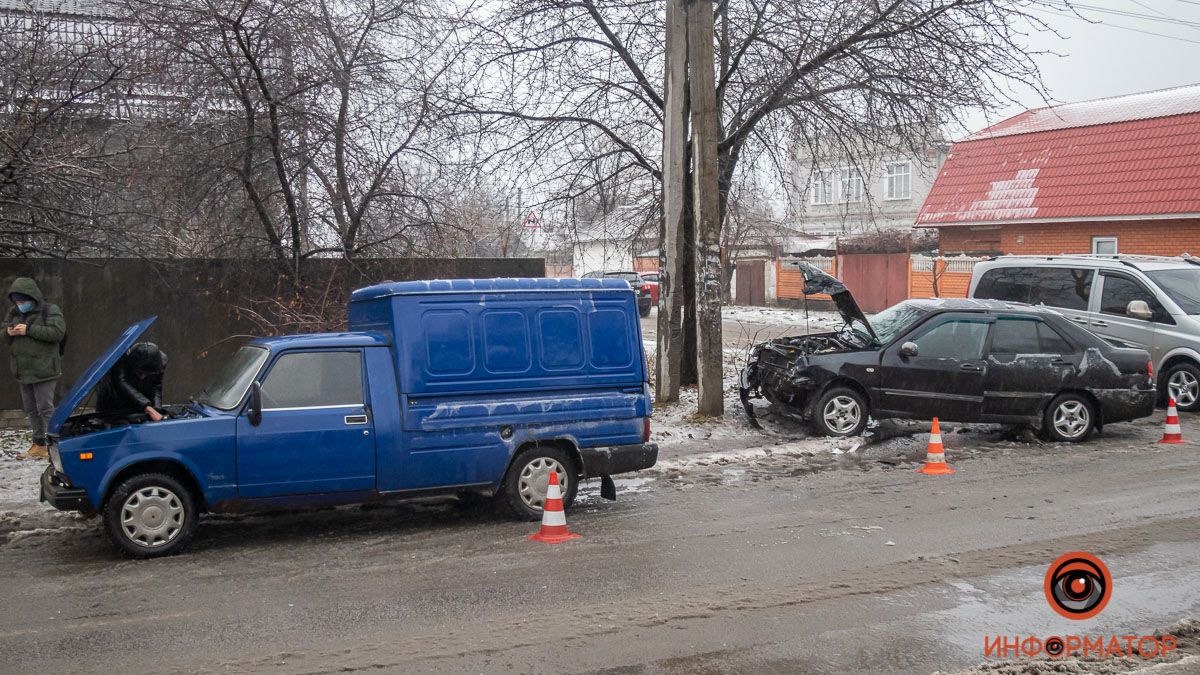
[40,278,658,558]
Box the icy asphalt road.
[1,414,1198,674]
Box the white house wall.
[574,240,634,276]
[791,143,947,236]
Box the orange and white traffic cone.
[917,417,956,475]
[528,471,582,544]
[1159,398,1185,444]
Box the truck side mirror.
[1127,300,1153,321]
[247,382,263,427]
[899,342,919,359]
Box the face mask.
[15,301,34,314]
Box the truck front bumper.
[579,442,658,477]
[39,466,94,513]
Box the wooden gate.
[838,253,909,313]
[735,260,766,306]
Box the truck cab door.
[236,349,376,498]
[878,315,991,422]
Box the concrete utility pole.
[659,0,723,416]
[657,0,688,404]
[686,0,723,416]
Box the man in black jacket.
[96,342,167,421]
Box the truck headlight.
[49,443,63,473]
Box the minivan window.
[1100,274,1168,322]
[1026,268,1092,310]
[1146,269,1200,315]
[975,267,1092,310]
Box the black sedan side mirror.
[899,342,919,359]
[247,382,263,427]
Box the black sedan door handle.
[960,363,984,372]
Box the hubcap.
[823,396,862,434]
[1053,400,1090,439]
[121,486,185,548]
[517,457,568,510]
[1168,370,1199,408]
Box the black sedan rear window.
[990,318,1074,355]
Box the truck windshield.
[1146,269,1200,315]
[197,346,269,410]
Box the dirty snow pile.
[0,430,86,543]
[723,305,844,330]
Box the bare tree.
[125,0,466,281]
[457,0,1054,405]
[0,4,139,256]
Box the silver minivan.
[969,255,1200,411]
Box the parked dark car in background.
[584,271,653,316]
[740,263,1156,441]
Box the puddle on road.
[915,542,1200,659]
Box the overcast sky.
[959,0,1200,137]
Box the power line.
[1129,0,1200,34]
[1035,0,1200,29]
[1030,6,1200,45]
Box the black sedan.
[739,264,1156,441]
[584,270,653,317]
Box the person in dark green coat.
[2,277,66,460]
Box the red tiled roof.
[917,88,1200,227]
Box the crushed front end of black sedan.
[739,262,876,428]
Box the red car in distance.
[640,272,660,304]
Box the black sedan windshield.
[868,303,929,344]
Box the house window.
[1092,236,1118,255]
[838,167,863,202]
[809,170,833,205]
[885,161,911,200]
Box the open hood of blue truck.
[49,317,157,435]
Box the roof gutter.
[915,212,1200,228]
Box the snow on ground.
[722,305,845,331]
[1,430,87,543]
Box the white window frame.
[1092,236,1118,255]
[809,170,833,205]
[885,161,912,200]
[838,167,864,203]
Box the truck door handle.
[344,415,369,425]
[1072,317,1088,324]
[960,363,983,372]
[1093,320,1109,327]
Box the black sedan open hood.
[795,261,877,341]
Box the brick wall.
[0,409,29,431]
[938,219,1200,256]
